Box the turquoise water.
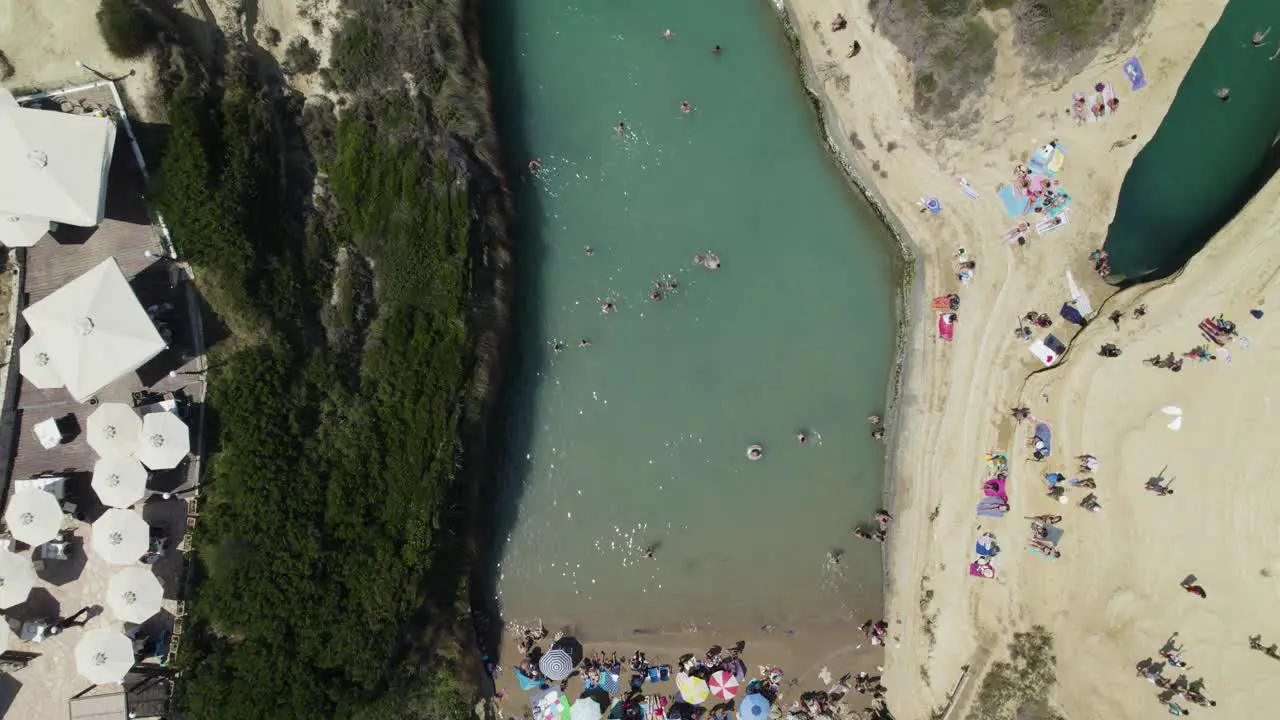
[485,1,898,636]
[1103,0,1280,281]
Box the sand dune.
[783,0,1280,716]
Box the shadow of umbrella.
[553,636,584,667]
[34,536,89,587]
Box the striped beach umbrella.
[708,670,739,700]
[675,672,709,704]
[539,649,574,682]
[739,693,770,718]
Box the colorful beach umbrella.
[0,548,36,609]
[539,648,574,682]
[675,672,709,704]
[739,693,771,718]
[4,488,63,546]
[569,697,602,720]
[708,670,739,700]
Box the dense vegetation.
[152,1,509,717]
[96,0,158,59]
[867,0,1154,123]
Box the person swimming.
[747,444,763,461]
[681,100,692,113]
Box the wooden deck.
[0,84,206,720]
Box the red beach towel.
[938,313,956,341]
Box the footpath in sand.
[786,0,1280,717]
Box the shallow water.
[1103,0,1280,281]
[485,0,898,637]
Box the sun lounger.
[1036,211,1069,235]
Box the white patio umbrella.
[18,336,62,388]
[0,547,36,609]
[0,213,51,247]
[74,627,136,685]
[91,457,148,508]
[4,488,63,546]
[91,509,149,565]
[135,411,190,470]
[21,257,166,402]
[87,402,142,460]
[106,566,163,623]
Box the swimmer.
[747,444,764,461]
[649,290,663,302]
[796,432,808,445]
[693,253,705,265]
[601,299,615,314]
[584,246,594,256]
[578,339,591,348]
[681,100,692,113]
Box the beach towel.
[998,184,1027,217]
[1032,422,1052,457]
[1060,302,1086,326]
[976,496,1006,518]
[1124,57,1147,91]
[1037,211,1069,235]
[970,560,996,579]
[957,176,980,199]
[938,312,956,342]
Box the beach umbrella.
[91,456,148,508]
[708,670,739,700]
[4,488,63,546]
[570,698,602,720]
[0,547,36,609]
[74,627,135,685]
[18,336,62,388]
[675,673,709,704]
[87,402,142,460]
[539,649,574,682]
[536,691,571,720]
[21,258,166,402]
[106,566,163,623]
[91,509,150,565]
[135,411,190,470]
[739,693,771,719]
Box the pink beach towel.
[938,312,956,341]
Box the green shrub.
[96,0,156,59]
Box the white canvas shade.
[74,627,136,685]
[87,402,142,460]
[18,336,63,389]
[91,457,148,508]
[0,87,116,227]
[0,547,36,609]
[0,213,51,248]
[91,509,149,565]
[106,566,163,623]
[4,488,63,546]
[22,257,166,402]
[135,411,190,470]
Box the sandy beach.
[785,0,1280,717]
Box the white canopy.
[136,411,190,470]
[91,509,150,565]
[22,257,166,402]
[0,213,51,248]
[91,457,148,508]
[74,627,136,685]
[0,547,36,610]
[87,402,142,460]
[18,336,63,389]
[4,488,63,546]
[0,87,116,227]
[106,566,163,623]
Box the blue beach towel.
[998,184,1025,217]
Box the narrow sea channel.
[485,0,899,637]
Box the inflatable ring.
[746,444,763,461]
